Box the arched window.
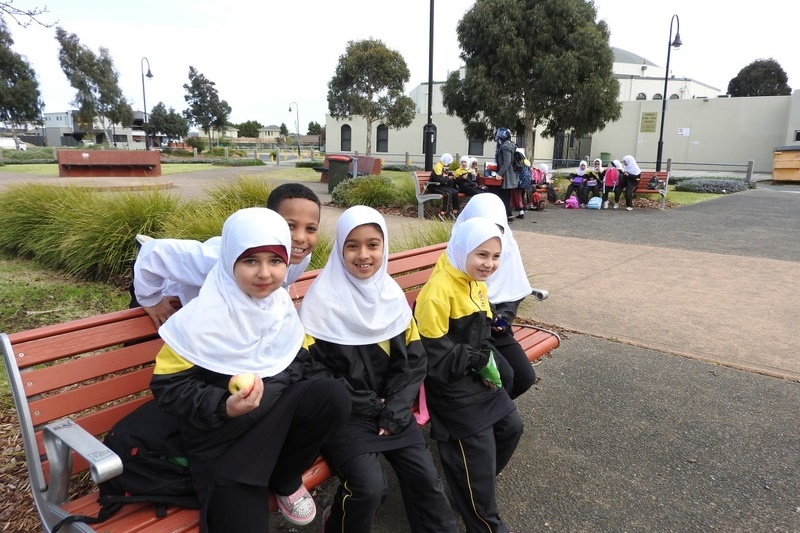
[376,124,388,153]
[340,124,351,151]
[636,92,647,100]
[653,93,663,100]
[669,93,680,100]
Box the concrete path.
[2,167,798,532]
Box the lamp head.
[288,106,293,112]
[145,69,153,79]
[672,32,682,48]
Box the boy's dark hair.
[266,183,321,211]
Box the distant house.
[258,125,282,142]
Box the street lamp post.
[655,14,682,172]
[423,0,435,171]
[141,57,153,150]
[289,102,301,159]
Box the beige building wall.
[590,93,796,173]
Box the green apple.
[228,372,257,395]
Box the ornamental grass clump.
[331,175,402,208]
[205,176,274,214]
[674,178,750,194]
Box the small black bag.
[53,400,200,532]
[647,176,660,190]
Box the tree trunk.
[364,118,373,155]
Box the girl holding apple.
[150,207,350,533]
[299,206,458,533]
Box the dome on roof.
[612,47,657,67]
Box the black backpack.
[512,145,526,172]
[53,400,200,532]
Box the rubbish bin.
[327,154,353,193]
[600,152,612,166]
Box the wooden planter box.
[773,146,800,183]
[57,150,162,178]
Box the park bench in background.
[411,171,473,219]
[57,150,162,178]
[1,242,559,532]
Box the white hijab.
[300,205,412,345]
[158,208,304,377]
[576,161,588,176]
[453,194,532,302]
[622,155,641,175]
[447,217,503,274]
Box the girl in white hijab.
[621,155,643,211]
[564,160,589,206]
[151,207,350,533]
[300,205,457,533]
[414,216,522,533]
[453,193,536,398]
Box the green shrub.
[159,200,230,241]
[331,175,402,208]
[211,158,265,167]
[161,148,195,158]
[674,178,749,194]
[295,161,323,169]
[383,164,423,172]
[185,137,206,153]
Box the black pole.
[424,0,435,171]
[656,15,680,172]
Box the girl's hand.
[143,296,180,327]
[225,377,264,417]
[378,427,391,436]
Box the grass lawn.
[0,162,219,176]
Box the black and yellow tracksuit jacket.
[150,340,328,460]
[413,254,516,441]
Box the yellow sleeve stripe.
[153,343,195,375]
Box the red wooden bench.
[412,171,472,219]
[1,243,560,532]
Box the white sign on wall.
[677,128,691,137]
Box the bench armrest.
[43,418,123,505]
[529,288,549,301]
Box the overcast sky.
[6,0,798,131]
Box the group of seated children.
[134,184,537,533]
[563,155,642,211]
[428,153,486,220]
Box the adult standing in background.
[494,127,518,222]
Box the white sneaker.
[613,203,619,210]
[602,201,609,209]
[276,485,316,526]
[626,207,633,211]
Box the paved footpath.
[3,168,799,532]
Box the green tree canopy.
[183,66,232,147]
[55,26,133,144]
[442,0,621,154]
[147,102,189,140]
[727,59,791,97]
[307,121,323,135]
[279,122,289,137]
[328,38,415,155]
[0,19,43,135]
[236,120,262,138]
